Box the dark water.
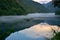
[0,13,60,40]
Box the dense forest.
[0,0,28,15]
[52,0,60,7]
[52,0,60,15]
[0,0,60,15]
[0,0,51,15]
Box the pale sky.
[33,0,52,4]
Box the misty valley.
[0,0,60,40]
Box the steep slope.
[17,0,50,13]
[43,1,56,12]
[0,0,27,15]
[0,0,50,15]
[43,1,60,15]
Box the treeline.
[52,0,60,7]
[0,0,28,15]
[55,8,60,15]
[51,32,60,40]
[52,0,60,15]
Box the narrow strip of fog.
[0,13,59,22]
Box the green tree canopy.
[52,0,60,7]
[0,0,27,15]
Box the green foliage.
[0,0,27,15]
[51,32,60,40]
[55,9,60,15]
[52,0,60,7]
[0,0,51,15]
[0,26,14,40]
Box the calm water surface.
[0,13,60,40]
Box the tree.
[52,0,60,8]
[0,0,27,15]
[52,0,60,15]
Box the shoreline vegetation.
[0,21,60,40]
[51,32,60,40]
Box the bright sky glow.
[33,0,52,4]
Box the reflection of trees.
[50,26,60,35]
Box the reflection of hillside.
[5,23,60,40]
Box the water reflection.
[5,23,60,40]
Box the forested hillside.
[18,0,50,13]
[0,0,50,15]
[0,0,27,15]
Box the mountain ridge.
[18,0,51,13]
[0,0,51,15]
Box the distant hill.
[43,1,60,15]
[18,0,50,13]
[0,0,50,15]
[43,1,58,12]
[42,1,60,13]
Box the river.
[0,13,60,40]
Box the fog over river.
[0,13,59,22]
